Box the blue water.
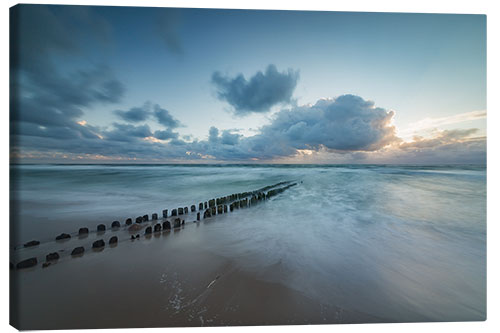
[10,164,486,322]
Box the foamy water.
[10,164,486,322]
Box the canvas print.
[9,4,486,330]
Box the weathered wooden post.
[78,227,89,235]
[224,204,228,213]
[143,214,149,221]
[97,224,106,232]
[145,226,152,234]
[163,221,171,230]
[191,205,196,212]
[178,207,184,215]
[197,212,200,220]
[162,209,168,218]
[199,203,203,210]
[154,224,162,232]
[109,236,118,244]
[125,218,132,225]
[111,221,120,228]
[211,206,216,215]
[217,205,223,214]
[184,207,188,214]
[152,213,158,220]
[171,209,177,216]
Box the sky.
[9,4,486,164]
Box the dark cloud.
[114,104,152,122]
[154,129,179,140]
[156,9,183,54]
[10,5,125,158]
[104,123,153,142]
[212,64,299,115]
[153,105,181,128]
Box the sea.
[10,164,486,324]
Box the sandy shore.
[10,214,383,329]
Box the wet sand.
[10,214,383,330]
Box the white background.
[1,1,498,332]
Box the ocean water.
[10,164,486,323]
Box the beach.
[10,164,486,328]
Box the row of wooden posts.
[12,181,297,270]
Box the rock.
[78,227,89,235]
[97,224,106,232]
[128,224,143,232]
[136,216,143,223]
[191,205,196,212]
[143,214,149,221]
[125,218,132,225]
[171,209,177,216]
[178,207,184,215]
[92,240,105,249]
[46,252,60,261]
[154,224,162,232]
[71,247,85,256]
[163,221,171,230]
[184,207,188,214]
[152,213,158,220]
[23,240,40,248]
[197,212,200,221]
[162,209,168,218]
[111,221,120,228]
[42,262,51,268]
[56,233,71,241]
[109,236,118,244]
[16,257,37,269]
[145,226,152,234]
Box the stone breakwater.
[11,181,298,270]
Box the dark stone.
[24,240,40,248]
[136,216,143,223]
[191,205,196,212]
[171,209,177,216]
[154,224,162,232]
[78,227,89,235]
[143,214,149,221]
[162,209,169,218]
[92,239,105,249]
[152,213,158,220]
[199,203,203,210]
[197,212,200,221]
[111,221,120,228]
[71,247,85,256]
[109,236,118,244]
[16,257,37,269]
[56,233,71,241]
[125,218,132,225]
[145,226,152,234]
[46,252,60,261]
[163,221,171,230]
[178,207,184,215]
[97,224,106,232]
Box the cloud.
[105,123,153,142]
[10,5,125,156]
[399,110,487,138]
[114,103,152,122]
[211,64,299,115]
[153,129,179,140]
[153,105,181,128]
[156,9,183,54]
